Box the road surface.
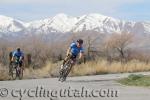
[0,72,150,100]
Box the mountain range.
[0,13,150,38]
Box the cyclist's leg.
[60,54,72,74]
[21,60,25,70]
[69,56,76,73]
[71,54,77,65]
[62,54,71,65]
[72,59,76,65]
[19,60,24,68]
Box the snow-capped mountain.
[27,13,78,34]
[0,15,25,37]
[0,13,150,37]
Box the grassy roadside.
[118,74,150,87]
[1,59,150,81]
[0,65,9,81]
[71,59,150,76]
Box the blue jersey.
[12,50,24,58]
[70,42,84,56]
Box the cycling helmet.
[17,48,21,52]
[77,39,83,44]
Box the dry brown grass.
[71,59,150,76]
[0,62,57,81]
[1,59,150,81]
[23,59,150,78]
[23,61,55,79]
[0,64,9,81]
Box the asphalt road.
[0,72,150,100]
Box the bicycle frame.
[10,57,23,80]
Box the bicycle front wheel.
[11,65,17,80]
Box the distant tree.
[105,33,134,63]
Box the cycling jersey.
[70,42,84,56]
[12,50,24,58]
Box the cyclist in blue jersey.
[61,39,84,68]
[11,48,24,67]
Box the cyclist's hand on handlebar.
[66,53,70,56]
[19,57,23,61]
[11,58,14,62]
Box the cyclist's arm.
[20,52,24,61]
[79,52,84,59]
[79,48,84,60]
[11,52,16,61]
[66,47,71,56]
[78,52,84,64]
[11,57,14,62]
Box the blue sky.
[0,0,149,22]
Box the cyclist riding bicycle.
[61,39,84,69]
[11,48,24,67]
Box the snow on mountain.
[27,13,150,35]
[72,13,124,33]
[0,13,150,37]
[0,15,25,33]
[27,13,78,34]
[142,22,150,34]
